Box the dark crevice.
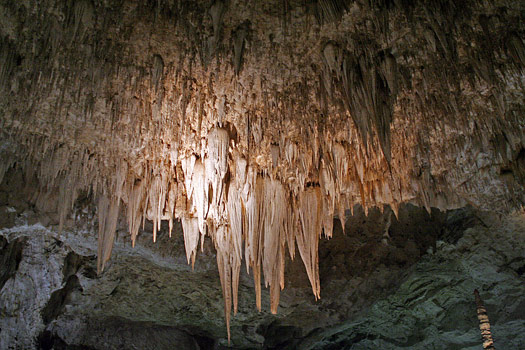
[262,320,302,350]
[192,333,216,350]
[0,236,26,290]
[63,252,83,280]
[41,275,83,325]
[504,256,525,277]
[441,206,483,244]
[63,251,96,280]
[37,330,97,350]
[319,204,446,283]
[82,316,203,350]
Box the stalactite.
[166,180,177,237]
[181,216,200,269]
[215,228,232,343]
[227,154,246,313]
[232,21,250,75]
[205,127,229,223]
[152,54,164,91]
[208,0,226,60]
[190,159,208,242]
[296,187,322,299]
[0,38,17,95]
[127,179,146,247]
[320,158,336,238]
[97,194,120,274]
[260,178,287,314]
[244,172,263,311]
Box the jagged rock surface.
[297,212,525,350]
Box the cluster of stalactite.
[1,0,524,341]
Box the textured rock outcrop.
[298,211,525,350]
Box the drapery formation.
[94,126,349,341]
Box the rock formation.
[0,0,524,348]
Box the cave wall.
[303,212,525,350]
[1,0,524,320]
[1,0,525,348]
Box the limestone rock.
[0,0,524,347]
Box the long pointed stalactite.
[1,0,525,343]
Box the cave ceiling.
[0,0,524,341]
